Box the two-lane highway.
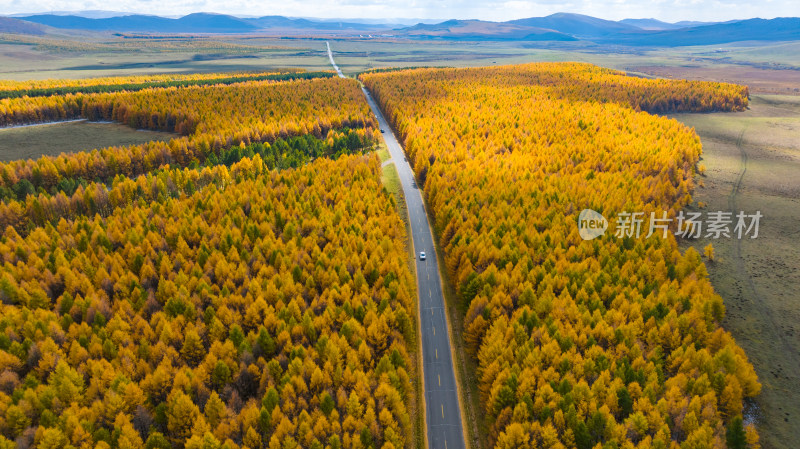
[365,86,466,449]
[325,42,467,449]
[364,84,466,449]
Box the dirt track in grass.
[670,95,800,449]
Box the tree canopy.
[0,73,417,449]
[361,63,759,449]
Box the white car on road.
[419,251,426,260]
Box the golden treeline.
[0,76,416,449]
[0,71,289,93]
[0,33,281,56]
[0,155,417,449]
[360,63,759,449]
[0,77,379,196]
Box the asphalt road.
[367,88,466,449]
[363,86,466,449]
[325,42,467,449]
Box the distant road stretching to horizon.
[326,42,468,449]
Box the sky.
[1,0,798,22]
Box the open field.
[3,33,800,85]
[671,95,800,449]
[633,65,800,95]
[0,45,330,80]
[658,41,800,69]
[296,38,800,78]
[0,120,176,161]
[0,36,330,79]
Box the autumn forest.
[0,61,760,449]
[361,63,758,449]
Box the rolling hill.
[396,14,800,46]
[6,12,800,46]
[608,17,800,46]
[15,12,392,33]
[508,12,638,37]
[619,18,699,30]
[397,19,576,41]
[0,16,48,35]
[15,13,259,33]
[246,15,390,30]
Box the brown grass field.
[633,65,800,95]
[671,95,800,449]
[0,120,176,161]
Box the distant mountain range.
[394,13,800,45]
[3,12,800,46]
[618,18,721,30]
[608,17,800,46]
[399,19,578,41]
[508,13,639,37]
[400,13,800,45]
[7,13,396,33]
[9,10,135,19]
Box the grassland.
[631,65,800,95]
[3,32,800,83]
[376,146,392,163]
[0,34,330,80]
[317,38,800,79]
[671,95,800,449]
[0,120,176,161]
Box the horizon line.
[3,11,794,24]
